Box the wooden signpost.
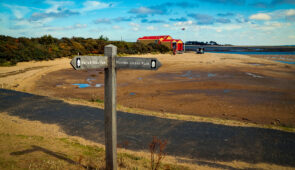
[70,44,162,170]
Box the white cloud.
[112,25,121,29]
[134,7,153,14]
[45,0,74,13]
[129,22,140,31]
[129,7,165,15]
[93,18,111,24]
[129,22,139,27]
[147,26,156,30]
[254,9,295,20]
[163,24,170,28]
[285,9,295,16]
[174,20,193,26]
[132,27,139,31]
[220,24,242,30]
[25,1,78,25]
[82,1,111,12]
[192,24,242,33]
[249,13,271,20]
[14,19,38,26]
[73,24,87,29]
[45,23,87,31]
[251,21,291,31]
[8,17,51,30]
[45,0,74,6]
[3,4,30,19]
[265,21,283,27]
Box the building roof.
[162,39,173,42]
[137,35,183,44]
[174,39,183,43]
[162,39,183,43]
[137,35,171,40]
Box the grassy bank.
[0,134,190,169]
[0,113,191,170]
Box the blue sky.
[0,0,295,45]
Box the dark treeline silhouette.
[185,41,220,46]
[0,35,170,66]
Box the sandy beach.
[1,52,295,169]
[1,53,295,127]
[2,52,292,127]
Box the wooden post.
[104,44,117,170]
[70,45,162,170]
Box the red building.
[137,35,184,51]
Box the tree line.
[185,41,221,46]
[0,35,170,66]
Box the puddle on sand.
[170,89,286,105]
[207,73,217,77]
[86,77,96,84]
[275,60,295,65]
[72,83,103,88]
[130,92,136,95]
[246,73,264,78]
[73,84,91,88]
[181,70,193,79]
[181,71,200,79]
[95,84,103,87]
[265,56,295,61]
[138,77,143,80]
[72,76,104,88]
[247,63,263,66]
[181,71,216,78]
[223,89,231,93]
[170,89,235,95]
[156,71,222,81]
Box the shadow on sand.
[1,89,295,168]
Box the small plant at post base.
[118,141,129,168]
[149,136,167,170]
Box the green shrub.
[0,35,170,66]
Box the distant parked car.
[196,48,204,54]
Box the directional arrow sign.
[116,57,161,70]
[70,56,162,70]
[70,55,108,70]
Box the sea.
[185,45,295,64]
[185,45,295,55]
[207,51,295,55]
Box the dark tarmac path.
[1,88,295,169]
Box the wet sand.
[27,52,295,127]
